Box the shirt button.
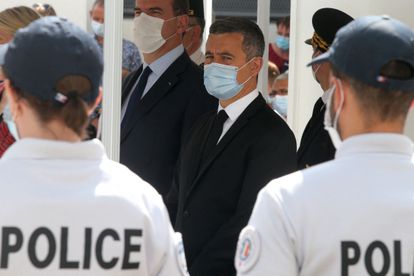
[183,210,189,218]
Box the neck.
[220,80,257,108]
[143,36,181,64]
[20,119,82,142]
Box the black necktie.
[122,66,152,129]
[203,110,228,160]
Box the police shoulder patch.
[235,225,261,273]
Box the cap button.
[382,15,390,20]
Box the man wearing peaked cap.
[297,8,353,169]
[236,15,414,276]
[183,0,205,65]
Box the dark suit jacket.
[166,94,297,276]
[297,97,335,169]
[120,52,217,197]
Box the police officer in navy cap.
[237,14,414,276]
[183,0,205,65]
[297,7,353,169]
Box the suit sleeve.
[165,157,180,225]
[189,128,297,273]
[236,185,299,276]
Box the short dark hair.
[172,0,189,15]
[209,17,265,60]
[332,61,414,125]
[276,16,290,28]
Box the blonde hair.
[33,3,57,17]
[0,6,41,37]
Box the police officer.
[183,0,205,65]
[297,8,353,169]
[0,17,187,275]
[236,15,414,275]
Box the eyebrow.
[134,7,163,13]
[205,51,235,58]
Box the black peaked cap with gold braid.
[188,0,204,19]
[305,8,353,52]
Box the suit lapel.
[121,53,190,141]
[121,67,143,105]
[185,114,216,186]
[185,95,266,201]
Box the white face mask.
[3,104,19,140]
[91,20,104,37]
[324,79,344,149]
[133,13,177,54]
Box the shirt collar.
[336,133,413,159]
[218,89,260,122]
[190,47,205,65]
[144,45,184,77]
[2,138,107,160]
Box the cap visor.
[304,38,312,45]
[307,51,331,67]
[0,44,9,66]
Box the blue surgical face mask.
[275,35,289,51]
[271,95,288,117]
[91,20,104,37]
[3,104,19,140]
[204,60,254,100]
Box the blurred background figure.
[90,0,141,80]
[0,45,13,157]
[32,3,57,16]
[183,0,205,65]
[270,71,288,119]
[0,6,41,156]
[0,6,40,44]
[297,8,353,169]
[269,16,290,73]
[267,61,280,94]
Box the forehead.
[273,78,288,88]
[206,33,244,52]
[136,0,173,10]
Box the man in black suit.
[120,0,216,197]
[297,8,353,169]
[166,18,297,276]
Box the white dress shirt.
[217,89,259,143]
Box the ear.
[331,77,347,111]
[87,87,103,116]
[193,24,202,42]
[4,79,24,119]
[176,15,189,35]
[250,57,263,77]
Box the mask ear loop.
[236,58,257,86]
[333,78,345,130]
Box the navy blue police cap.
[3,16,103,104]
